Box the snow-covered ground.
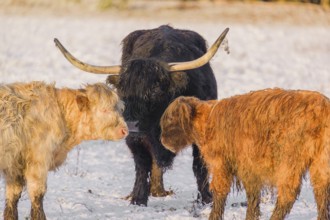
[0,4,330,219]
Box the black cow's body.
[112,25,217,205]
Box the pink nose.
[120,127,129,137]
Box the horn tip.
[54,38,61,48]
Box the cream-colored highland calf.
[160,88,330,220]
[0,81,128,220]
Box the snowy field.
[0,3,330,220]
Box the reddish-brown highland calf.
[160,88,330,220]
[0,81,128,220]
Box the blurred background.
[1,0,329,35]
[1,0,330,19]
[1,0,330,9]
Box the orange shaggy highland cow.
[0,81,128,220]
[160,88,330,220]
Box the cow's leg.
[126,135,152,206]
[150,160,173,197]
[149,127,175,197]
[270,170,302,220]
[4,173,25,220]
[25,163,48,220]
[209,164,232,220]
[309,155,330,220]
[192,144,212,204]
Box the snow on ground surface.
[0,2,330,219]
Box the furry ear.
[106,75,120,87]
[170,72,188,92]
[177,98,195,134]
[76,95,90,111]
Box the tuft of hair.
[84,83,121,109]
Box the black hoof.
[130,197,148,206]
[198,191,213,205]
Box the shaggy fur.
[0,81,128,220]
[160,88,330,220]
[107,25,217,205]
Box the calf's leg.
[270,170,302,220]
[309,155,330,220]
[192,144,212,204]
[244,181,261,220]
[4,174,25,220]
[209,165,233,220]
[25,164,48,220]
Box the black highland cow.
[54,25,229,206]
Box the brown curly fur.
[160,88,330,220]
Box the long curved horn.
[54,38,121,75]
[168,27,229,72]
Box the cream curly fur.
[0,81,128,220]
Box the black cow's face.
[114,59,187,123]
